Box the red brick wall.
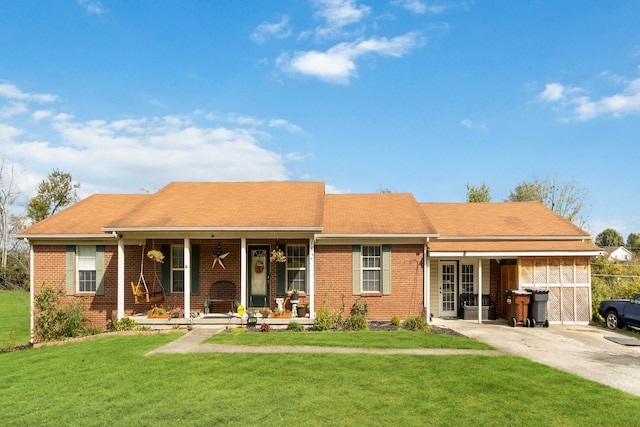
[315,244,425,320]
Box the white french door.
[440,261,457,317]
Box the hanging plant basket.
[147,250,165,263]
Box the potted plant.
[296,303,308,318]
[290,288,299,304]
[148,304,169,318]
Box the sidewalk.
[147,326,499,356]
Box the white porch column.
[309,237,315,319]
[425,239,430,321]
[117,238,125,319]
[240,238,247,309]
[477,258,483,324]
[183,238,191,317]
[29,242,34,343]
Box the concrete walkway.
[433,318,640,397]
[147,326,499,356]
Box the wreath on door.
[255,260,264,273]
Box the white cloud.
[279,32,423,84]
[0,101,28,118]
[251,15,292,43]
[0,83,308,197]
[78,0,104,15]
[32,110,54,121]
[325,184,351,194]
[0,84,57,103]
[313,0,371,29]
[460,118,487,131]
[539,74,640,121]
[538,83,567,102]
[269,119,302,132]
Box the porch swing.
[130,245,166,304]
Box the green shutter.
[95,245,105,295]
[382,244,391,295]
[305,248,310,294]
[190,244,200,295]
[161,244,171,295]
[276,244,286,294]
[352,245,361,296]
[65,245,75,295]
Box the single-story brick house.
[18,181,602,332]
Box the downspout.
[424,237,430,322]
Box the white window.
[286,245,306,292]
[171,245,184,293]
[362,245,381,292]
[77,246,97,292]
[461,264,475,293]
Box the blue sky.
[0,1,639,238]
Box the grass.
[2,291,640,425]
[1,333,640,426]
[0,290,30,347]
[205,328,494,350]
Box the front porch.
[130,312,315,330]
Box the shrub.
[352,299,369,317]
[390,315,401,326]
[344,314,368,331]
[402,316,429,332]
[84,325,104,336]
[314,308,335,331]
[34,285,88,342]
[259,323,271,332]
[287,321,304,332]
[107,317,140,332]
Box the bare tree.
[0,157,26,268]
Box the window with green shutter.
[353,244,391,295]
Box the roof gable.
[105,181,325,230]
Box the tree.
[466,182,491,202]
[595,228,625,247]
[627,233,640,252]
[507,176,588,227]
[26,169,80,223]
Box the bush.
[107,317,141,332]
[351,299,369,317]
[34,285,88,342]
[402,316,428,332]
[259,323,271,332]
[344,314,368,331]
[314,308,336,331]
[287,321,304,332]
[84,325,104,336]
[390,315,401,326]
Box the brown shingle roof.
[105,181,325,229]
[18,194,149,236]
[420,202,590,237]
[322,193,437,235]
[429,240,600,253]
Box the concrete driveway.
[434,318,640,397]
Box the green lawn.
[205,328,494,350]
[2,291,639,425]
[0,290,30,347]
[1,333,640,426]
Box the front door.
[440,261,457,317]
[500,264,517,318]
[248,245,270,308]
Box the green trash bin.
[506,290,531,327]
